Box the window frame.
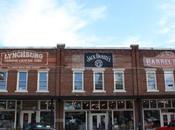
[93,68,105,93]
[113,68,126,92]
[37,70,49,92]
[145,68,159,92]
[0,71,8,92]
[164,69,175,92]
[16,70,28,92]
[72,69,85,93]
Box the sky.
[0,0,175,48]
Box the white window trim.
[93,68,106,93]
[163,69,175,92]
[37,70,49,93]
[145,68,159,92]
[113,68,126,92]
[0,70,8,92]
[72,69,85,93]
[15,70,28,92]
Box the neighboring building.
[0,44,175,130]
[0,47,58,129]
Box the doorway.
[161,113,175,126]
[20,111,36,128]
[90,113,107,130]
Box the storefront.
[142,99,175,130]
[64,100,135,130]
[0,100,56,129]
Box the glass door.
[20,111,35,129]
[90,113,107,130]
[161,113,175,126]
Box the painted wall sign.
[85,53,113,67]
[0,50,48,65]
[143,51,175,68]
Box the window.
[145,69,158,92]
[164,70,175,91]
[113,69,125,92]
[37,71,48,92]
[0,71,7,92]
[16,71,27,92]
[72,69,84,92]
[93,69,105,92]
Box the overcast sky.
[0,0,175,48]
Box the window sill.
[0,90,7,92]
[15,90,28,93]
[147,90,159,92]
[72,90,85,93]
[113,90,126,93]
[36,90,49,93]
[93,90,106,93]
[165,89,175,92]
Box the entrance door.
[161,113,175,126]
[20,111,36,128]
[90,113,107,130]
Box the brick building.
[0,44,175,130]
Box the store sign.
[143,51,175,68]
[1,50,48,65]
[85,53,113,67]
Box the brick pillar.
[56,100,64,130]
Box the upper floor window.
[93,69,105,92]
[145,69,158,92]
[72,69,84,92]
[113,69,126,92]
[164,69,175,91]
[0,71,8,92]
[37,71,48,92]
[17,71,28,92]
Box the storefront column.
[135,98,143,130]
[56,99,64,130]
[16,101,21,129]
[50,99,54,128]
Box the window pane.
[39,72,48,91]
[0,101,6,110]
[143,100,149,108]
[74,72,83,91]
[82,101,90,109]
[109,101,116,109]
[7,101,15,109]
[115,72,124,90]
[18,72,27,90]
[164,71,175,90]
[40,72,47,81]
[150,100,157,108]
[95,73,103,90]
[147,72,156,90]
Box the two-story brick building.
[1,44,175,130]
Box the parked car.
[156,120,175,130]
[24,122,55,130]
